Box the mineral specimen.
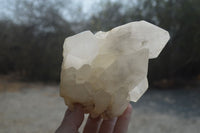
[60,21,170,118]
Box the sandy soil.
[0,85,199,133]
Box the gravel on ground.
[0,84,199,133]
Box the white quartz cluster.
[60,21,170,118]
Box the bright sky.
[0,0,101,19]
[75,0,100,12]
[0,0,131,20]
[70,0,102,18]
[74,0,118,13]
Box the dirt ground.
[0,83,200,133]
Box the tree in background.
[87,0,200,84]
[0,0,200,85]
[0,0,74,81]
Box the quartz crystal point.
[60,21,170,118]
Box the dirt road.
[0,85,199,133]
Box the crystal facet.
[60,21,170,118]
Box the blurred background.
[0,0,199,133]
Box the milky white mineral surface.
[60,21,170,118]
